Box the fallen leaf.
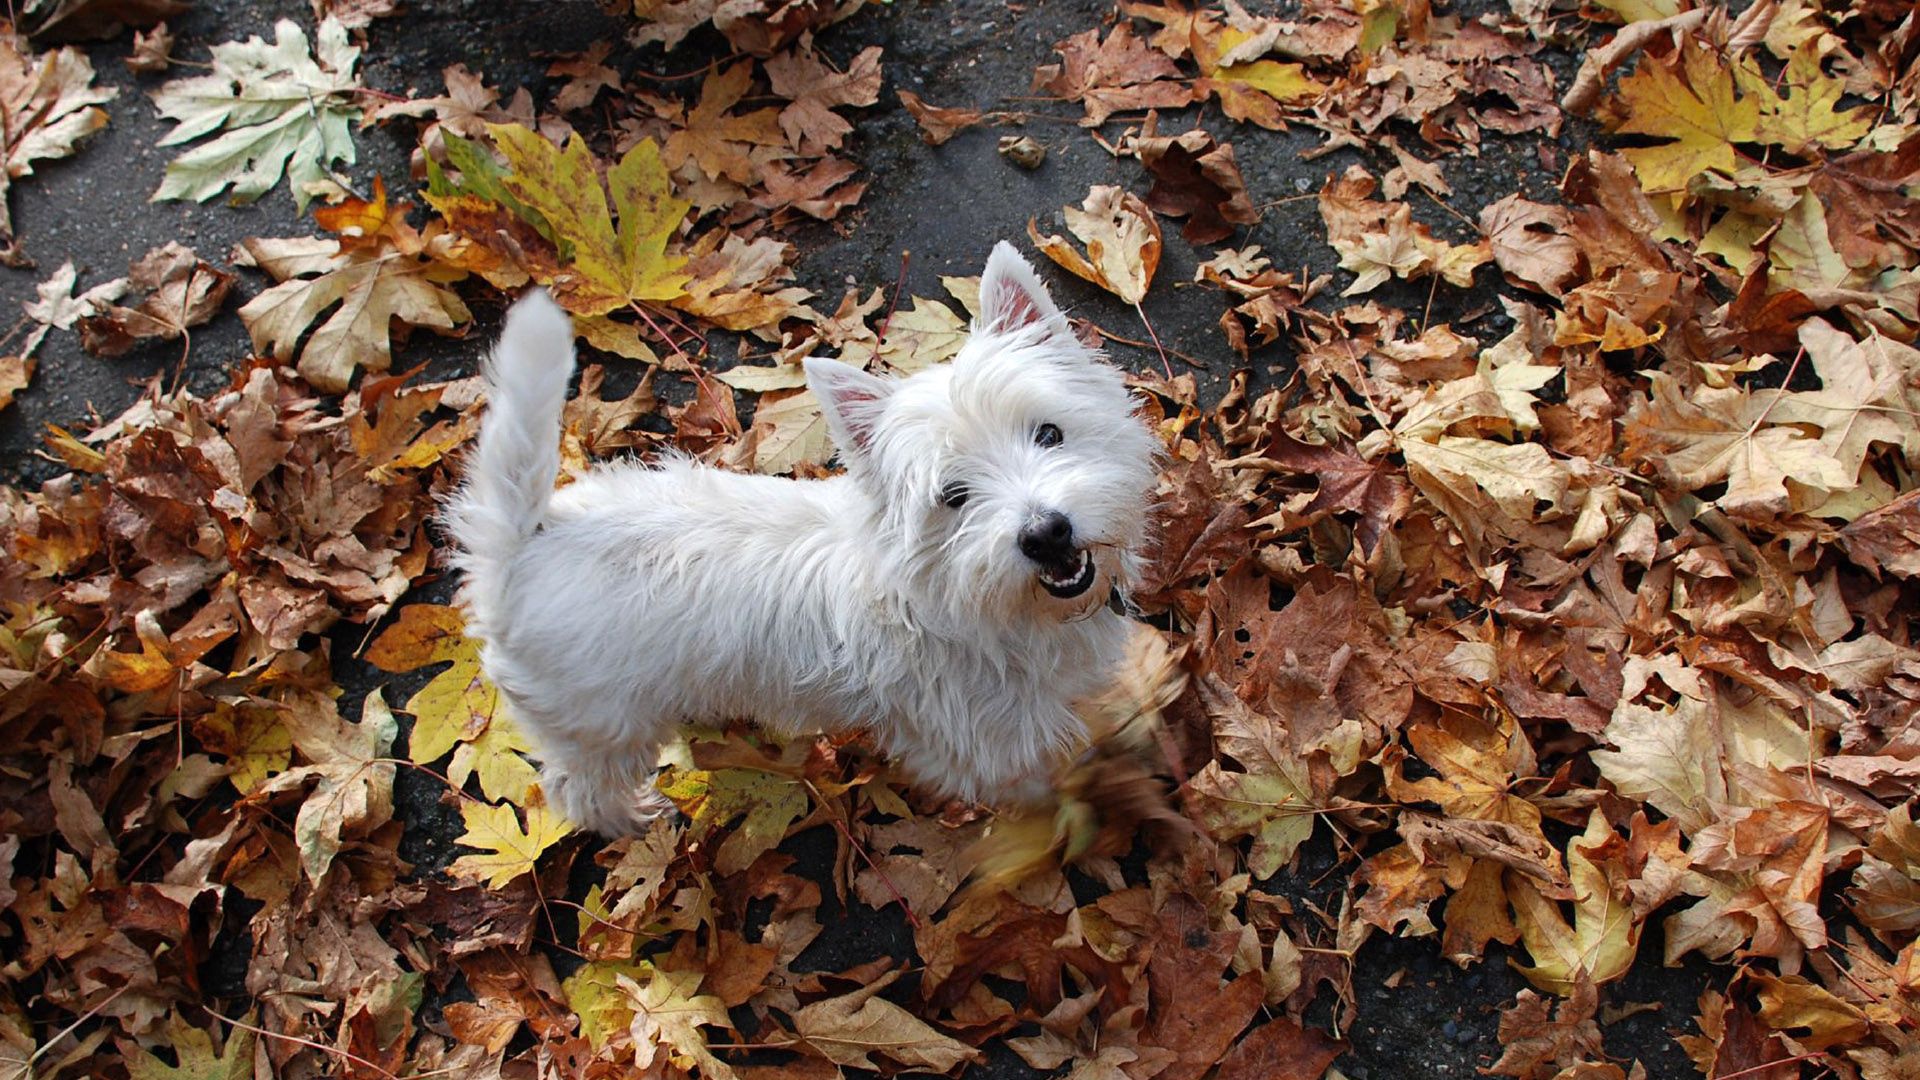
[149,17,361,209]
[765,44,882,155]
[898,89,986,145]
[0,29,114,264]
[794,970,980,1072]
[1034,24,1195,126]
[490,123,694,315]
[77,242,234,357]
[449,798,572,889]
[1028,185,1162,305]
[234,179,472,391]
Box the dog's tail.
[446,290,575,615]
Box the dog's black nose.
[1018,511,1075,562]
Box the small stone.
[1455,1026,1477,1045]
[998,135,1045,169]
[1294,176,1313,193]
[1442,1020,1459,1040]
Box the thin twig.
[1130,301,1174,379]
[878,249,912,342]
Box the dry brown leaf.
[1028,186,1162,305]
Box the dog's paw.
[545,768,671,838]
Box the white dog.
[446,242,1160,836]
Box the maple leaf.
[1029,186,1163,305]
[367,603,538,803]
[1137,893,1264,1080]
[1620,370,1856,517]
[743,387,833,475]
[658,752,809,875]
[1603,41,1761,193]
[1509,810,1640,994]
[765,44,882,155]
[1183,676,1317,878]
[193,702,292,794]
[235,180,472,392]
[121,1015,254,1080]
[661,61,785,184]
[0,30,114,265]
[1386,714,1542,829]
[1133,124,1259,245]
[1190,16,1324,129]
[547,41,618,113]
[1487,985,1606,1079]
[877,297,969,374]
[149,17,361,210]
[1479,194,1580,299]
[449,797,571,888]
[1213,1018,1347,1080]
[1319,167,1490,295]
[488,123,695,316]
[1753,46,1874,155]
[253,689,398,884]
[1034,24,1196,126]
[794,970,980,1072]
[562,958,648,1048]
[621,963,741,1079]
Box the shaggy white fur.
[446,242,1160,835]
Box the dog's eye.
[1034,423,1063,448]
[940,483,970,509]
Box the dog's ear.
[805,357,893,457]
[978,241,1071,339]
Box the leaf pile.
[4,0,1920,1078]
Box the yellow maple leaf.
[1509,809,1640,994]
[620,964,740,1080]
[1754,46,1874,155]
[659,757,808,876]
[365,603,540,801]
[1607,41,1762,193]
[449,798,571,888]
[488,123,693,316]
[1191,21,1322,129]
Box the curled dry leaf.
[793,970,982,1072]
[898,88,986,145]
[1132,123,1258,245]
[77,242,235,357]
[1028,185,1162,305]
[123,21,170,72]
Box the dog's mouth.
[1036,548,1097,599]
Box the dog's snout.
[1018,510,1075,561]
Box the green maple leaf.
[488,122,693,315]
[149,18,362,210]
[562,958,648,1048]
